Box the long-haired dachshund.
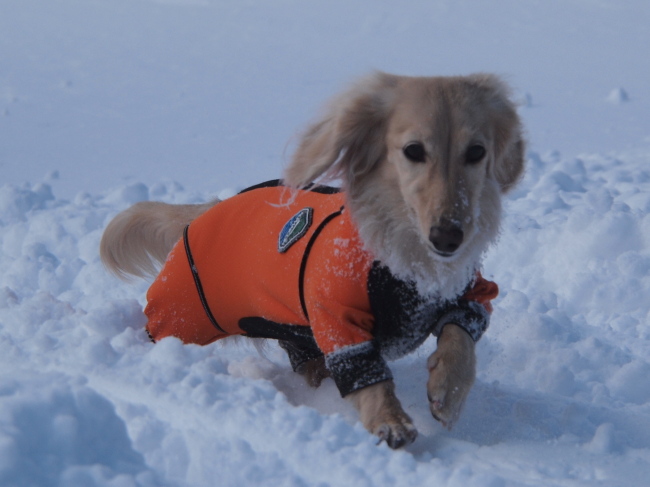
[101,72,525,448]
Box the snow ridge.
[1,149,649,485]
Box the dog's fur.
[101,72,524,448]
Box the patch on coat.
[278,207,313,253]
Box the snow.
[1,0,649,485]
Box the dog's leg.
[295,356,330,388]
[348,380,417,449]
[426,323,476,430]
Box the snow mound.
[606,88,630,104]
[0,372,156,486]
[1,148,650,485]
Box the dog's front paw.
[426,324,476,430]
[348,380,418,449]
[374,418,418,449]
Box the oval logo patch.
[278,207,313,253]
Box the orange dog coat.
[145,181,498,396]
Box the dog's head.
[284,72,525,261]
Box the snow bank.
[0,372,155,486]
[1,148,649,485]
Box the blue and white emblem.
[278,207,313,253]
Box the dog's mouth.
[432,248,457,259]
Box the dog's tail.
[100,200,217,280]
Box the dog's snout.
[429,222,464,255]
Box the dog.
[100,72,525,449]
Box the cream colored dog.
[101,72,524,448]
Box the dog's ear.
[284,72,396,188]
[470,74,526,193]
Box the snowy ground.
[1,1,650,486]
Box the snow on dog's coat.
[100,72,525,449]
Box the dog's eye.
[403,143,426,163]
[465,145,486,164]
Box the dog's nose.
[429,222,464,255]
